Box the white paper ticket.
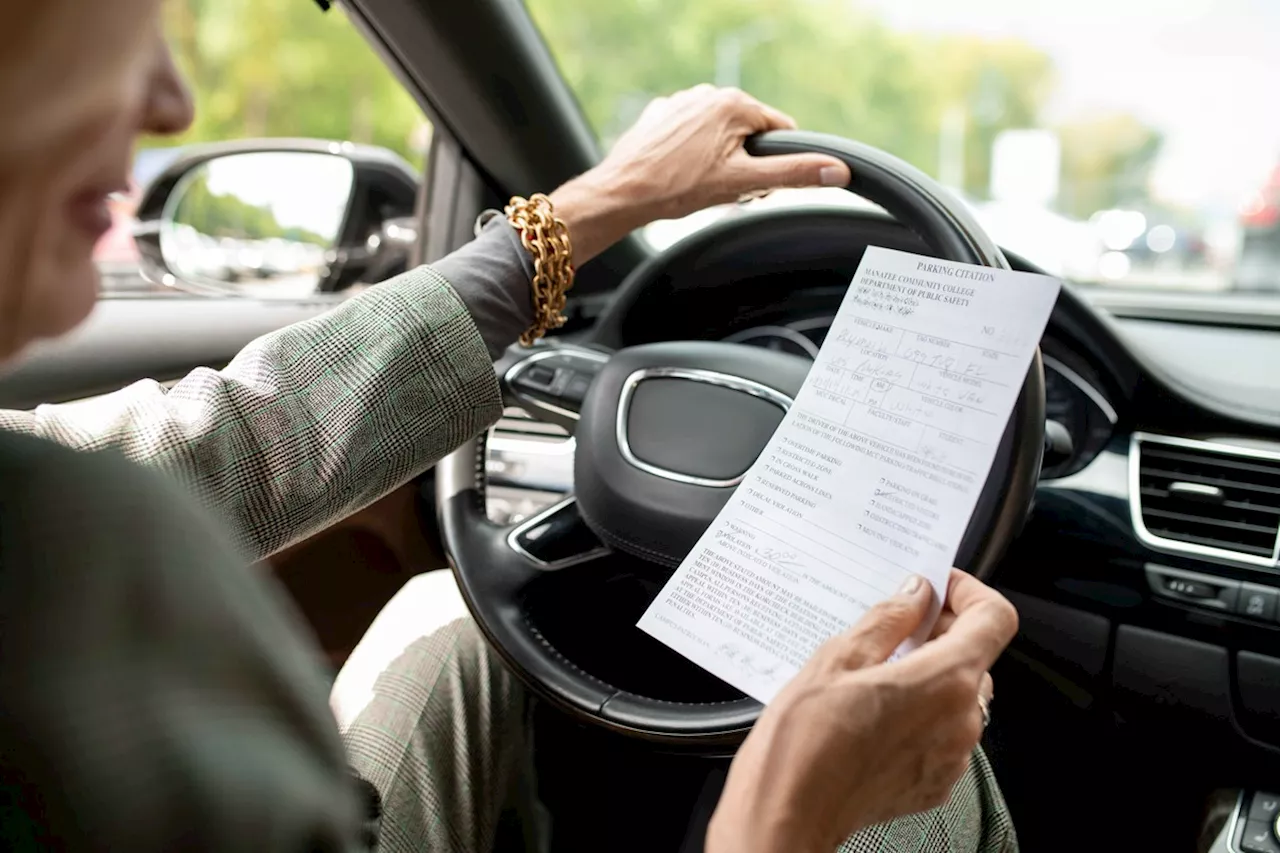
[638,246,1061,703]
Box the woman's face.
[0,0,194,362]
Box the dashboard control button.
[516,364,557,391]
[1238,584,1279,621]
[1164,577,1217,600]
[1144,564,1239,612]
[1250,793,1280,823]
[1241,819,1280,853]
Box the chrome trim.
[487,408,575,493]
[1168,481,1224,499]
[1226,791,1248,853]
[615,367,793,488]
[1042,355,1119,426]
[486,433,575,493]
[1133,431,1280,465]
[723,325,820,359]
[503,347,609,423]
[1128,432,1280,570]
[506,496,611,570]
[494,406,570,437]
[436,438,480,502]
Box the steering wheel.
[437,130,1045,746]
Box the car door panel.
[0,296,339,409]
[0,290,445,667]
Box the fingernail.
[820,165,848,187]
[899,575,924,596]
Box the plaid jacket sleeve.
[0,265,502,561]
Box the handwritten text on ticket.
[637,246,1061,703]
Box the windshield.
[528,0,1280,300]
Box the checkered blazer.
[0,266,503,561]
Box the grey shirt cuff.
[434,214,536,360]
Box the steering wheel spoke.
[497,342,612,434]
[507,496,610,570]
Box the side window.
[98,1,432,298]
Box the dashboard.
[495,204,1280,795]
[478,204,1280,850]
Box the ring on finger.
[977,694,993,729]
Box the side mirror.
[134,141,419,297]
[361,216,420,284]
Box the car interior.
[5,1,1280,851]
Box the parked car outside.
[1236,161,1280,291]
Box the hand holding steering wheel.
[437,130,1044,746]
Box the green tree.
[925,37,1055,199]
[176,178,273,239]
[526,0,1055,198]
[154,0,426,161]
[1056,113,1164,218]
[154,0,1161,222]
[174,174,328,245]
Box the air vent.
[1132,433,1280,566]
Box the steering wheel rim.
[437,130,1046,746]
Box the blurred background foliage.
[174,177,329,246]
[157,0,1162,218]
[526,0,1162,217]
[161,0,427,161]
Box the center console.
[1224,792,1280,853]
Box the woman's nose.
[141,43,194,136]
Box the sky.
[858,0,1280,213]
[203,151,353,238]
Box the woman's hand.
[549,85,852,265]
[706,570,1017,853]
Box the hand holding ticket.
[638,246,1060,703]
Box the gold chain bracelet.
[504,193,575,346]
